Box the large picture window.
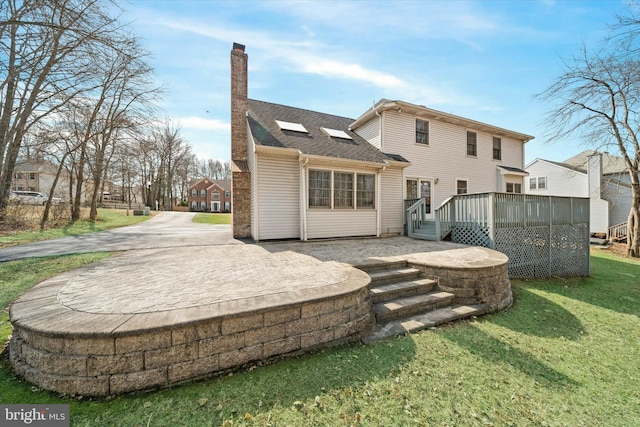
[309,170,331,207]
[309,170,375,209]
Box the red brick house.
[188,178,231,212]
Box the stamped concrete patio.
[9,231,510,397]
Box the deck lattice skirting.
[408,193,591,278]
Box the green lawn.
[0,208,151,248]
[0,250,638,426]
[192,213,232,224]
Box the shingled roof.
[562,150,628,175]
[247,99,407,164]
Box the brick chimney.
[230,42,251,239]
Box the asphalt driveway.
[0,211,241,262]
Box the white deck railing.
[407,193,591,278]
[608,222,628,241]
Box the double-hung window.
[538,177,546,189]
[506,183,522,194]
[334,172,354,208]
[309,170,331,208]
[529,177,547,190]
[467,131,477,157]
[416,119,429,145]
[456,180,468,195]
[357,174,375,208]
[493,137,502,160]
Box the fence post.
[488,193,495,249]
[548,196,552,277]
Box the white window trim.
[528,176,547,191]
[415,118,429,146]
[307,168,376,210]
[455,178,469,195]
[466,130,478,157]
[492,136,502,161]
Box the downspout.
[300,154,308,240]
[376,110,383,151]
[377,164,386,236]
[253,152,259,241]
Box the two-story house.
[188,178,231,212]
[12,159,71,200]
[525,150,633,235]
[231,43,533,241]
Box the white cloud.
[153,18,406,91]
[292,57,407,89]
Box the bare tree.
[538,14,640,256]
[191,157,231,180]
[0,0,129,221]
[147,120,191,210]
[82,43,158,220]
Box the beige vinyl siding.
[354,116,381,149]
[381,110,525,209]
[307,209,377,239]
[380,167,404,235]
[255,155,300,240]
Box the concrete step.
[367,267,422,287]
[370,278,437,303]
[354,260,408,274]
[373,291,454,323]
[409,231,438,241]
[362,304,486,344]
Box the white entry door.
[211,201,220,212]
[407,178,435,220]
[420,179,434,219]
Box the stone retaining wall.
[410,259,512,312]
[10,287,373,397]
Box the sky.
[123,0,631,165]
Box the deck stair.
[357,260,484,343]
[410,219,438,241]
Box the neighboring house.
[12,159,70,200]
[525,149,634,234]
[188,178,231,212]
[230,43,534,241]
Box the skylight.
[321,127,352,140]
[275,120,308,133]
